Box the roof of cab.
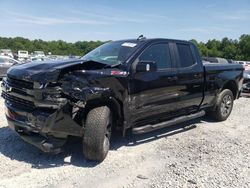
[115,38,191,45]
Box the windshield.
[81,41,140,65]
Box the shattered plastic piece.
[137,175,148,179]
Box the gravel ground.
[0,96,249,188]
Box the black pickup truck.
[1,38,244,161]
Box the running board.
[132,110,205,134]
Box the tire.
[82,106,112,161]
[209,89,234,121]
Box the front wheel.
[209,89,234,121]
[82,106,112,161]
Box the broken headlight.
[42,92,62,101]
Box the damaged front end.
[1,76,85,153]
[1,60,122,153]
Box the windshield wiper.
[110,62,123,67]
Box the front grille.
[2,92,35,110]
[7,77,33,90]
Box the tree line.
[190,34,250,61]
[0,34,249,60]
[0,37,105,57]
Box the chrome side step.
[132,110,205,134]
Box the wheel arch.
[222,80,238,99]
[84,97,124,128]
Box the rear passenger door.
[174,43,204,113]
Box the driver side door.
[129,42,179,124]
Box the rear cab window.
[176,43,196,68]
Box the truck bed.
[203,62,243,72]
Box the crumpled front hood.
[7,59,108,83]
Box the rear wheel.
[82,106,112,161]
[209,89,234,121]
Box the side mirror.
[136,61,157,72]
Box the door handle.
[167,76,178,81]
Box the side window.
[139,43,171,69]
[176,43,195,68]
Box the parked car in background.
[30,57,49,62]
[17,50,29,61]
[227,59,237,64]
[0,49,14,58]
[0,56,20,78]
[237,61,250,70]
[242,70,250,93]
[33,51,46,58]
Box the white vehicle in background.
[0,56,21,78]
[0,49,14,58]
[236,61,250,70]
[18,50,29,61]
[33,51,46,58]
[31,56,49,62]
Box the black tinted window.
[177,44,195,67]
[139,43,171,69]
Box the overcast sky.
[0,0,249,42]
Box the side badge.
[146,64,150,71]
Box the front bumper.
[5,102,83,153]
[5,101,83,135]
[7,115,66,153]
